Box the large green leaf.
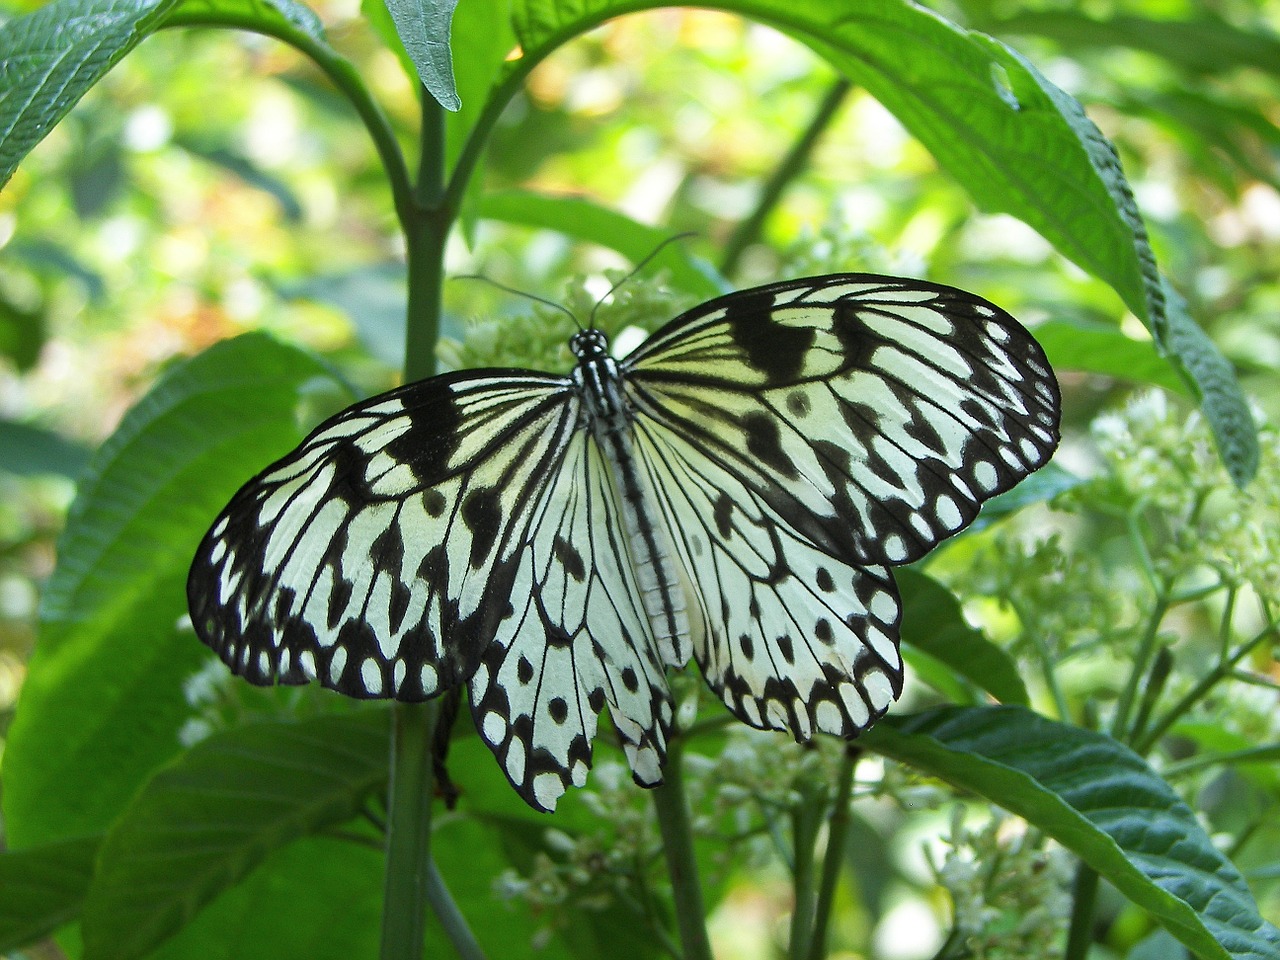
[1036,317,1189,395]
[866,706,1280,960]
[896,569,1028,707]
[2,334,349,848]
[81,712,390,960]
[0,0,329,191]
[446,0,1164,331]
[0,837,99,952]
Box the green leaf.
[2,334,349,848]
[0,418,92,479]
[865,706,1280,960]
[81,712,389,960]
[381,0,462,111]
[1160,283,1259,488]
[478,190,725,299]
[0,836,99,952]
[456,0,1164,336]
[170,0,327,40]
[896,569,1028,706]
[0,0,329,191]
[148,835,383,960]
[977,9,1280,80]
[1036,317,1189,394]
[0,0,178,191]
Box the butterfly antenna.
[587,231,697,329]
[453,274,582,330]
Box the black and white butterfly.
[188,275,1060,811]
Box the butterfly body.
[189,274,1061,810]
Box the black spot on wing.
[461,487,502,568]
[741,411,798,479]
[724,287,815,383]
[553,535,586,582]
[384,389,463,484]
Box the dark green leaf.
[1036,317,1189,394]
[0,836,99,952]
[81,712,389,960]
[148,835,383,960]
[381,0,461,111]
[478,190,725,299]
[896,569,1028,706]
[0,0,178,191]
[866,706,1280,960]
[0,289,45,370]
[1,334,349,849]
[978,9,1280,80]
[1161,282,1259,487]
[0,418,92,479]
[6,238,107,301]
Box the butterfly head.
[569,328,611,361]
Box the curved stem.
[652,740,714,960]
[162,12,416,237]
[719,76,852,278]
[807,747,858,960]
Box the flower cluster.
[931,808,1074,960]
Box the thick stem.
[788,778,826,960]
[379,88,455,960]
[652,742,714,960]
[1063,862,1099,960]
[719,76,852,278]
[380,701,439,960]
[807,747,858,960]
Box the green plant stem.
[652,741,714,960]
[1135,622,1278,754]
[806,747,858,960]
[405,91,449,382]
[427,855,488,960]
[1109,593,1168,743]
[162,13,416,234]
[789,790,822,960]
[380,700,439,960]
[719,76,852,278]
[1063,862,1099,960]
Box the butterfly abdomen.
[572,337,694,668]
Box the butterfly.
[188,274,1060,811]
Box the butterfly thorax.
[570,328,692,668]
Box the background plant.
[0,1,1277,959]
